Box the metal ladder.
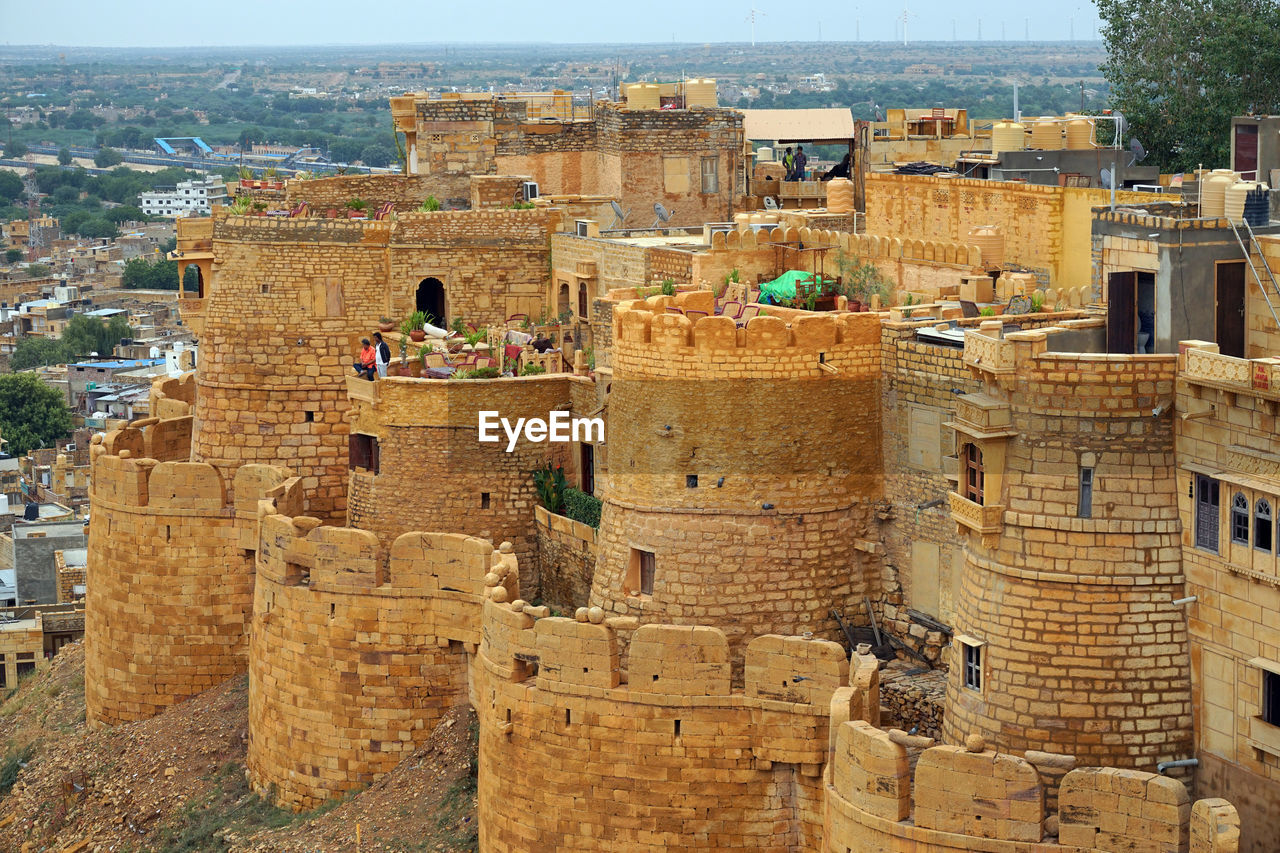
[1230,220,1280,331]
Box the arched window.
[1256,498,1273,552]
[962,443,984,505]
[1231,493,1250,545]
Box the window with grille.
[1195,475,1220,553]
[1256,498,1273,552]
[700,156,719,194]
[1078,467,1094,518]
[962,443,984,504]
[1232,493,1250,545]
[962,641,982,691]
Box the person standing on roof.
[373,331,390,379]
[793,145,808,181]
[782,146,795,181]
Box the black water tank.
[1244,187,1270,227]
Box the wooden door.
[1216,261,1246,358]
[1107,271,1137,354]
[1235,124,1259,179]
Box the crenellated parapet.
[611,300,882,380]
[149,371,196,420]
[476,589,874,851]
[825,721,1241,853]
[85,433,298,727]
[248,510,517,809]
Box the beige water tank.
[755,146,774,162]
[992,121,1026,156]
[684,78,717,108]
[1225,180,1266,223]
[1030,116,1062,150]
[1065,118,1095,150]
[1201,169,1238,218]
[625,83,660,110]
[826,178,855,213]
[968,225,1004,268]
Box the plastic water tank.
[968,225,1004,268]
[826,178,855,214]
[1065,118,1095,150]
[1201,169,1237,218]
[625,83,660,111]
[683,79,717,108]
[1030,116,1062,150]
[755,146,774,163]
[992,121,1026,156]
[1226,180,1266,223]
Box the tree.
[4,249,21,264]
[0,373,73,456]
[60,313,131,360]
[1097,0,1280,170]
[0,171,22,202]
[359,142,395,168]
[3,140,28,158]
[25,263,50,278]
[57,147,73,166]
[9,337,69,371]
[94,147,123,168]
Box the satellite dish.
[763,196,779,210]
[652,203,674,228]
[1129,136,1147,165]
[1100,168,1114,190]
[609,200,630,229]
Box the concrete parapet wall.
[248,514,514,809]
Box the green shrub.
[533,463,566,514]
[980,307,996,317]
[452,366,501,380]
[520,363,547,376]
[419,195,441,212]
[564,487,602,528]
[660,278,676,296]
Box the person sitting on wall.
[824,153,852,181]
[373,332,390,379]
[353,338,377,381]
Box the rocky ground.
[0,643,478,853]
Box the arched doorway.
[416,277,446,327]
[557,282,570,317]
[180,263,204,298]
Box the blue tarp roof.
[70,358,164,370]
[154,137,213,155]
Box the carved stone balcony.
[949,491,1004,546]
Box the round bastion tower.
[590,303,885,655]
[943,327,1193,768]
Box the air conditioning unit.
[522,181,539,202]
[64,444,76,452]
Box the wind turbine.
[899,1,917,46]
[746,8,765,47]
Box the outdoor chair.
[684,310,709,322]
[959,300,981,318]
[717,300,743,319]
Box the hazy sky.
[0,0,1103,47]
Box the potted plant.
[406,310,428,342]
[396,317,414,374]
[229,196,253,216]
[346,198,369,219]
[418,195,442,212]
[378,316,396,333]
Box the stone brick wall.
[477,598,850,851]
[344,374,579,589]
[85,426,299,726]
[283,174,468,212]
[946,332,1193,769]
[864,173,1162,288]
[824,720,1241,853]
[248,513,514,809]
[533,504,596,613]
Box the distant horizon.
[0,39,1106,50]
[0,0,1104,48]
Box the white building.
[139,177,228,218]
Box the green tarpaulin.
[758,270,834,304]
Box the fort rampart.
[85,419,300,726]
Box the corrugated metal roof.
[740,108,856,143]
